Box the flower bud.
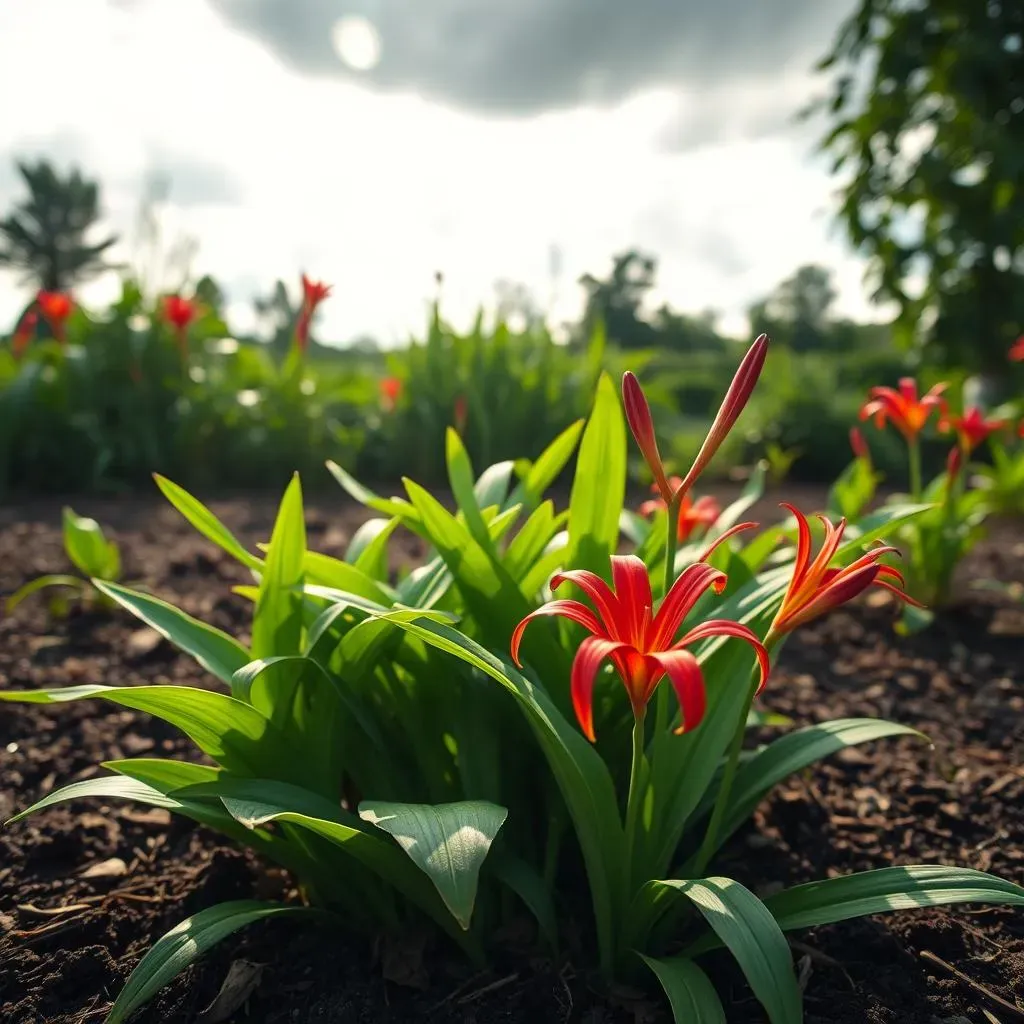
[622,372,673,500]
[679,333,769,495]
[849,426,870,462]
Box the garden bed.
[1,493,1022,1024]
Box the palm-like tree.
[0,158,119,291]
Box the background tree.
[812,0,1024,375]
[0,158,119,291]
[577,249,659,349]
[749,264,838,351]
[254,279,302,357]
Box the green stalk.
[692,664,760,877]
[655,490,683,736]
[623,707,648,892]
[908,438,922,500]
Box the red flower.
[12,310,37,359]
[849,426,870,463]
[639,478,721,542]
[37,291,73,343]
[860,377,947,442]
[769,503,920,639]
[295,274,332,354]
[940,406,1006,454]
[161,295,197,357]
[511,553,769,742]
[1009,336,1024,362]
[380,376,402,411]
[454,395,468,435]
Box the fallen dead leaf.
[198,959,264,1023]
[80,857,128,879]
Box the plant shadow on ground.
[0,493,1021,1024]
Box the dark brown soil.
[1,490,1022,1024]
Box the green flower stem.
[623,707,648,892]
[908,438,922,500]
[692,662,762,877]
[655,490,684,736]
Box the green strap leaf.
[763,865,1024,935]
[657,877,803,1024]
[474,460,515,510]
[7,775,193,823]
[325,460,420,521]
[508,419,585,510]
[347,517,400,580]
[105,901,327,1024]
[566,374,626,579]
[687,719,927,864]
[0,684,283,777]
[371,613,623,974]
[358,799,508,929]
[6,574,83,612]
[303,550,395,604]
[63,506,120,579]
[153,475,261,571]
[93,580,250,687]
[252,474,306,661]
[446,427,494,553]
[639,955,726,1024]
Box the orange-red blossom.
[859,377,947,443]
[295,274,332,354]
[161,295,198,358]
[512,541,768,742]
[940,406,1006,455]
[37,291,73,343]
[639,478,720,542]
[768,503,921,642]
[1009,336,1024,362]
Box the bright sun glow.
[331,15,382,72]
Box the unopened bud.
[622,372,673,500]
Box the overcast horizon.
[0,0,881,346]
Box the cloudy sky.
[0,0,871,344]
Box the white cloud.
[0,0,876,345]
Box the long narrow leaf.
[106,901,327,1024]
[639,955,726,1024]
[656,877,802,1024]
[93,580,250,688]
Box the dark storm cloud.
[210,0,852,119]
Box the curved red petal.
[611,555,653,646]
[510,600,603,666]
[550,569,621,632]
[649,649,707,734]
[697,521,759,563]
[570,635,631,742]
[676,619,770,694]
[649,563,727,649]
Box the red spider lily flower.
[161,295,198,358]
[768,503,921,640]
[940,406,1007,454]
[380,376,402,411]
[12,310,37,359]
[295,275,332,355]
[1009,336,1024,362]
[511,553,769,742]
[622,333,768,504]
[639,478,721,542]
[859,377,947,442]
[37,291,73,343]
[454,394,468,435]
[849,426,870,463]
[623,372,674,501]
